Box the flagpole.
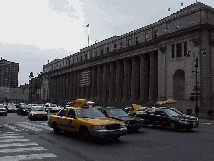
[86,23,90,47]
[88,34,89,47]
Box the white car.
[45,103,60,113]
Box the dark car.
[0,104,7,116]
[99,107,144,131]
[28,106,48,121]
[136,107,197,131]
[170,108,199,128]
[17,104,30,115]
[6,104,17,113]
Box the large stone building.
[41,2,214,117]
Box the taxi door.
[57,109,68,130]
[66,109,78,132]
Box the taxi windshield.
[76,109,106,118]
[107,109,128,117]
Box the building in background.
[40,2,214,118]
[0,57,19,88]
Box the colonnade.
[48,51,158,105]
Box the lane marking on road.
[16,124,42,131]
[0,147,46,153]
[0,142,38,148]
[0,139,30,143]
[0,153,57,160]
[1,134,19,136]
[4,124,20,132]
[0,136,24,139]
[22,122,52,130]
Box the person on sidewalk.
[208,108,213,120]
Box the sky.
[0,0,214,86]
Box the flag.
[168,8,170,11]
[181,3,183,6]
[79,70,91,87]
[86,24,89,27]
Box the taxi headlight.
[121,124,126,128]
[30,113,34,116]
[90,125,105,130]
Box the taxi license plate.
[38,116,42,118]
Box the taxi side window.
[58,109,67,117]
[68,109,76,118]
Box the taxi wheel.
[169,122,176,131]
[80,128,90,141]
[53,123,61,134]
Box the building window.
[128,39,131,46]
[184,42,187,56]
[95,51,98,56]
[154,30,158,38]
[145,33,149,41]
[106,46,109,53]
[101,48,103,54]
[176,43,182,57]
[172,44,175,58]
[136,36,139,45]
[120,42,123,48]
[114,44,117,51]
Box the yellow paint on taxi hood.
[79,117,124,125]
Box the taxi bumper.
[89,127,127,138]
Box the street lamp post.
[186,49,206,117]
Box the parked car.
[17,104,31,115]
[170,108,199,128]
[99,107,144,131]
[136,107,197,131]
[0,104,7,116]
[45,103,60,113]
[28,106,48,121]
[6,104,17,113]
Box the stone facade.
[40,2,214,117]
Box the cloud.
[0,0,88,52]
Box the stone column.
[91,66,96,100]
[116,60,121,100]
[73,72,77,99]
[76,72,80,99]
[149,52,155,100]
[140,54,146,102]
[123,59,129,100]
[69,72,73,100]
[131,56,137,101]
[97,65,101,100]
[102,63,108,101]
[109,62,115,100]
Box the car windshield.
[21,105,30,109]
[31,106,46,111]
[76,109,106,118]
[8,104,16,108]
[50,104,57,107]
[162,109,182,117]
[107,109,128,117]
[0,105,5,108]
[171,108,183,115]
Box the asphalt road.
[0,113,214,161]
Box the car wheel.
[186,128,192,131]
[80,127,90,141]
[53,123,61,134]
[112,135,120,140]
[169,122,176,131]
[142,122,147,128]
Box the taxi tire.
[80,128,90,141]
[53,123,61,134]
[112,136,120,140]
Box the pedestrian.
[208,108,213,120]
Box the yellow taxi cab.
[128,104,149,116]
[48,99,127,140]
